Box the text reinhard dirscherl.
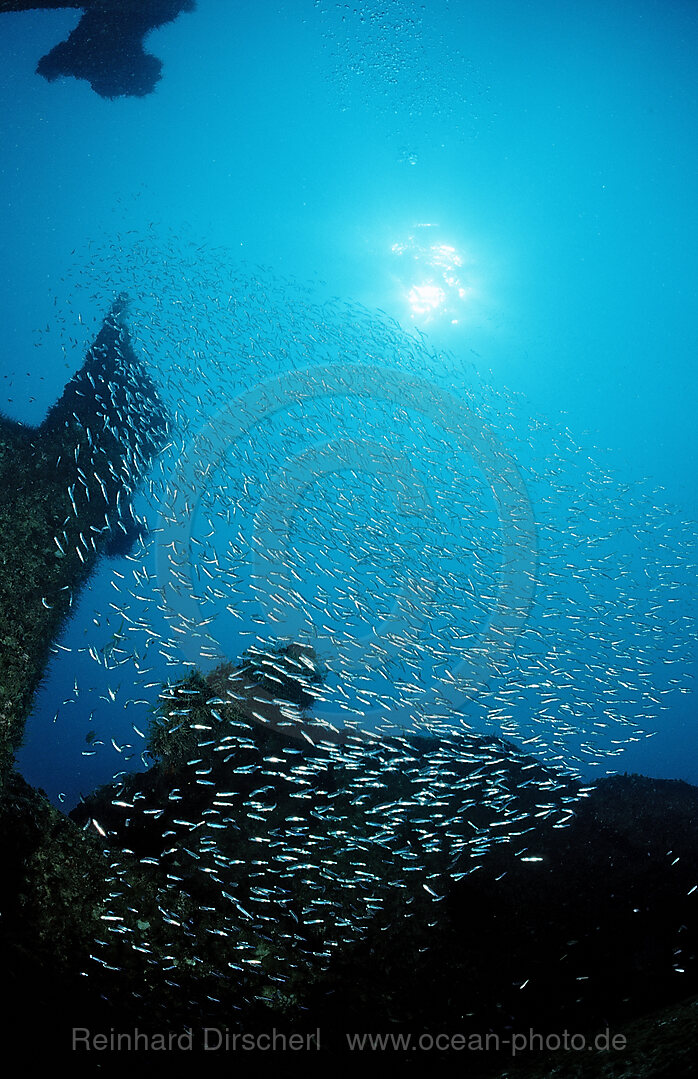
[71,1027,629,1054]
[72,1028,320,1052]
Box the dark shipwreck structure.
[0,0,195,98]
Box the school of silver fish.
[32,230,697,1011]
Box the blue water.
[2,0,697,808]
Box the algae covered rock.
[0,296,168,786]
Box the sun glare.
[391,225,475,325]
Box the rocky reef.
[0,0,195,98]
[64,664,698,1071]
